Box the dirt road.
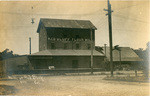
[0,75,149,96]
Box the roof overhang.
[29,50,104,57]
[37,18,97,33]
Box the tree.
[143,42,150,78]
[0,49,19,60]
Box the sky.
[0,0,149,55]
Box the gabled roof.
[102,47,142,61]
[37,18,97,33]
[30,49,104,56]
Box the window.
[64,43,67,49]
[51,43,55,49]
[89,62,91,68]
[87,44,91,49]
[75,35,79,39]
[63,35,67,38]
[76,44,80,49]
[72,60,78,68]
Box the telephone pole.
[91,29,93,75]
[104,44,107,56]
[29,37,31,55]
[104,0,114,76]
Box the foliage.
[0,49,19,60]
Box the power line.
[108,2,148,24]
[0,9,105,16]
[113,3,142,12]
[0,4,147,23]
[113,13,148,23]
[113,28,144,32]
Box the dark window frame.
[72,60,79,68]
[87,44,91,49]
[76,43,80,49]
[51,42,55,49]
[64,43,67,49]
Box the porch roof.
[102,47,142,61]
[30,49,104,56]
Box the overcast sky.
[0,0,149,55]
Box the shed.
[103,47,142,62]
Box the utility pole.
[29,37,31,54]
[91,29,93,75]
[104,0,114,76]
[119,50,121,66]
[104,44,107,56]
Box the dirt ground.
[0,74,149,96]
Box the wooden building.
[0,61,5,77]
[2,56,31,74]
[28,18,105,70]
[101,46,142,70]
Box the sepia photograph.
[0,0,149,95]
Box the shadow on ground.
[0,85,17,95]
[103,76,149,83]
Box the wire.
[0,8,105,16]
[113,28,143,32]
[113,3,142,12]
[111,2,148,23]
[113,13,148,23]
[0,4,147,23]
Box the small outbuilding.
[102,47,142,70]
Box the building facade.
[28,18,105,70]
[37,18,96,51]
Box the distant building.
[133,48,145,60]
[28,18,105,69]
[98,46,142,70]
[103,47,141,61]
